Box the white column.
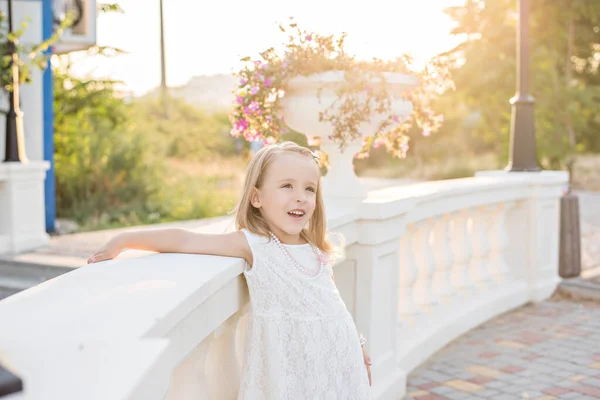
[431,214,456,299]
[0,162,50,254]
[351,240,404,399]
[469,208,493,287]
[167,336,212,400]
[412,219,438,307]
[449,210,474,291]
[489,202,515,283]
[398,225,419,317]
[205,317,243,399]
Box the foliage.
[229,18,451,159]
[53,58,165,225]
[53,53,244,230]
[440,0,600,171]
[0,11,72,92]
[129,97,238,161]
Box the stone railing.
[0,171,567,400]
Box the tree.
[440,0,600,172]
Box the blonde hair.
[233,141,335,254]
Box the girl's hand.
[88,238,123,264]
[362,346,372,386]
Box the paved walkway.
[403,295,600,400]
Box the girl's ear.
[250,188,261,208]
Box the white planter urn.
[279,71,418,208]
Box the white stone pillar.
[0,162,50,253]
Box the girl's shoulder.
[239,228,271,249]
[239,228,272,271]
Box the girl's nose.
[296,191,307,202]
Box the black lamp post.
[505,0,539,171]
[4,0,27,163]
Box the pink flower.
[250,86,259,95]
[282,61,289,68]
[373,137,386,149]
[305,34,312,41]
[264,78,272,87]
[235,118,249,132]
[392,115,400,123]
[236,96,244,105]
[249,101,260,112]
[240,78,247,86]
[244,106,250,114]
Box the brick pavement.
[403,294,600,400]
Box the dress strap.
[240,228,269,248]
[240,229,270,271]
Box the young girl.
[88,141,373,399]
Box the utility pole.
[159,0,168,117]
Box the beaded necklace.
[268,231,328,279]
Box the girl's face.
[252,152,320,244]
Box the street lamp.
[505,0,539,171]
[4,0,27,162]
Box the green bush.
[128,97,238,161]
[54,69,165,228]
[53,66,251,231]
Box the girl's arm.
[88,228,252,265]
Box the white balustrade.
[0,171,568,400]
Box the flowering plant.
[229,19,450,159]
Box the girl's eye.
[306,187,316,193]
[282,184,292,189]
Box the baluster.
[206,317,242,399]
[431,214,456,299]
[412,218,439,307]
[469,207,494,287]
[489,202,515,283]
[167,334,212,400]
[449,209,474,291]
[398,224,419,317]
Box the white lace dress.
[238,229,372,400]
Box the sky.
[67,0,464,96]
